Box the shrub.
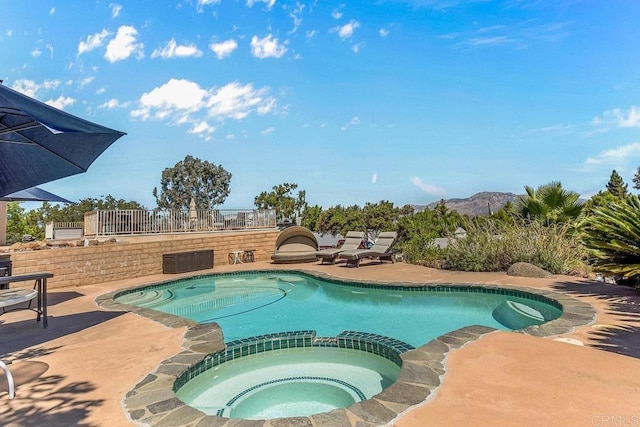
[442,220,586,274]
[579,195,640,279]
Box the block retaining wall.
[4,229,279,289]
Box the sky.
[2,0,640,210]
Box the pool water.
[176,346,401,419]
[116,272,562,348]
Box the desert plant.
[443,219,585,274]
[517,182,583,224]
[579,195,640,279]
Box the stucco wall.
[4,229,279,289]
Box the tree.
[606,169,628,198]
[516,182,583,224]
[5,202,39,244]
[254,183,306,223]
[362,201,400,235]
[582,190,619,218]
[316,204,363,236]
[153,155,231,210]
[300,205,323,231]
[633,166,640,191]
[580,195,640,280]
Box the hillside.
[418,191,521,216]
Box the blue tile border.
[173,330,410,395]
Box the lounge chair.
[337,231,398,267]
[271,226,319,264]
[316,231,364,264]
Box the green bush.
[579,195,640,279]
[442,220,586,274]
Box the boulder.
[507,262,552,278]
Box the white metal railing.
[83,209,276,238]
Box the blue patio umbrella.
[0,83,126,197]
[0,186,72,203]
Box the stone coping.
[95,269,597,427]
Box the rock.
[507,262,552,278]
[24,241,48,250]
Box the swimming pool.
[115,271,563,348]
[101,270,596,425]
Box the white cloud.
[592,106,640,131]
[306,30,317,38]
[11,79,61,98]
[110,3,122,18]
[352,42,365,53]
[257,98,276,115]
[371,173,378,184]
[529,123,573,135]
[206,82,276,119]
[99,98,130,109]
[151,39,203,59]
[46,96,75,110]
[341,116,361,131]
[197,0,221,11]
[584,142,640,166]
[332,10,343,19]
[410,177,447,196]
[79,77,95,87]
[209,39,238,59]
[261,126,275,136]
[49,7,55,15]
[132,79,207,120]
[288,3,304,34]
[333,20,360,39]
[31,48,42,57]
[46,44,54,58]
[246,0,276,10]
[442,20,569,49]
[105,25,144,62]
[78,29,110,55]
[189,121,216,136]
[250,34,287,58]
[380,28,389,37]
[132,79,277,133]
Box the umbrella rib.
[0,127,87,172]
[0,122,43,136]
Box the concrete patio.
[1,260,639,426]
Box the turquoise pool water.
[176,346,401,419]
[116,271,562,348]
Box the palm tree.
[579,195,640,279]
[517,182,583,224]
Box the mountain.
[417,191,521,216]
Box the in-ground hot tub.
[174,331,405,419]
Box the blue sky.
[2,0,640,209]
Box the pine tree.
[633,166,640,191]
[606,169,628,198]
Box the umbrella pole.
[0,202,7,245]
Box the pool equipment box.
[162,250,214,274]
